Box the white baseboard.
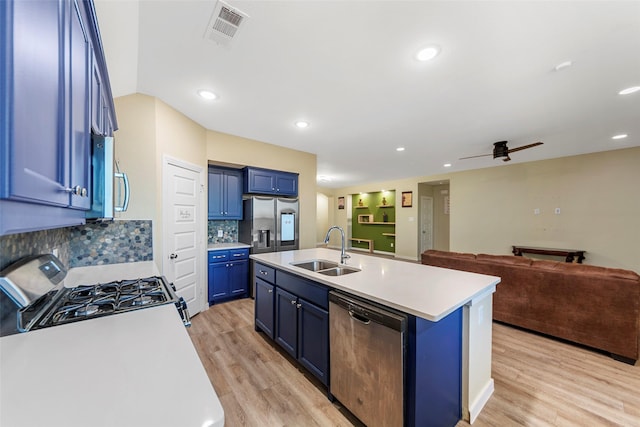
[469,379,494,424]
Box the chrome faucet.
[324,226,350,264]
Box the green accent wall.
[352,191,395,253]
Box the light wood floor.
[188,298,640,427]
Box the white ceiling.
[94,0,640,188]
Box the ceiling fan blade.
[459,153,492,160]
[507,141,543,154]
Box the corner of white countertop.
[208,242,251,250]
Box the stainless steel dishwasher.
[329,291,407,427]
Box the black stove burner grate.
[41,277,171,327]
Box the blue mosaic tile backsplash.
[208,220,239,244]
[69,220,153,267]
[0,220,153,270]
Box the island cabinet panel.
[254,278,275,339]
[253,262,329,386]
[406,307,463,427]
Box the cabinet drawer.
[230,248,249,260]
[208,250,229,263]
[276,271,329,309]
[255,263,275,284]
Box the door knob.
[169,253,178,259]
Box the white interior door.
[163,157,205,315]
[420,196,433,253]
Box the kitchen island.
[251,248,499,425]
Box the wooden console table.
[512,245,586,263]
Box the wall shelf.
[382,233,396,237]
[355,206,369,209]
[376,205,394,208]
[361,222,395,225]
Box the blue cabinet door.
[224,168,242,219]
[207,169,223,219]
[275,287,298,358]
[229,259,248,296]
[68,0,91,209]
[208,167,242,220]
[274,171,298,196]
[2,0,68,207]
[255,278,275,339]
[208,261,230,302]
[298,299,329,386]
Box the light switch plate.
[217,230,223,237]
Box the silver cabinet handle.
[114,172,130,212]
[267,289,273,294]
[296,303,301,309]
[290,300,297,305]
[169,253,178,259]
[259,270,268,275]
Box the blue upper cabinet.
[243,167,298,197]
[69,0,91,210]
[0,0,116,235]
[208,167,243,220]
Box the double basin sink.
[291,259,360,276]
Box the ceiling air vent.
[205,1,249,45]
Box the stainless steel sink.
[290,259,360,276]
[317,266,361,276]
[291,260,339,272]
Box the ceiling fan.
[460,141,543,162]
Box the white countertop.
[64,260,159,287]
[0,262,224,427]
[251,248,499,321]
[208,242,251,251]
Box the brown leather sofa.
[421,250,640,363]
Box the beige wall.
[329,147,640,272]
[112,94,318,270]
[450,147,640,272]
[206,131,317,250]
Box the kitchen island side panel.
[406,307,462,427]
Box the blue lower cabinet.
[275,287,298,357]
[297,299,329,385]
[274,287,329,386]
[208,248,249,304]
[254,278,275,339]
[255,267,329,387]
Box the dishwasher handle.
[348,310,371,325]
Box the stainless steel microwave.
[86,135,129,219]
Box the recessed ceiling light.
[554,61,573,71]
[317,175,331,182]
[295,121,309,129]
[415,45,440,62]
[443,163,452,168]
[612,134,628,140]
[197,89,217,100]
[396,147,405,152]
[618,86,640,95]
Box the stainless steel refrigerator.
[239,196,299,254]
[240,196,299,298]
